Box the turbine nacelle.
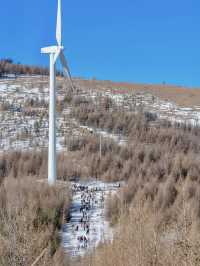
[41,46,64,54]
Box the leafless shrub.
[143,180,158,202]
[156,178,178,211]
[106,194,122,225]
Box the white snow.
[0,84,7,92]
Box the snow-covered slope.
[0,77,200,152]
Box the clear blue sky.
[1,0,200,87]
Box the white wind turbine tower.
[41,0,74,185]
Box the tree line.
[0,58,63,77]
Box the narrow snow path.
[62,180,120,257]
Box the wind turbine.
[41,0,73,185]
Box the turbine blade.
[53,49,61,64]
[56,0,62,46]
[60,51,74,89]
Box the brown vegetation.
[79,198,200,266]
[64,103,200,265]
[0,176,70,266]
[0,150,71,265]
[0,150,83,183]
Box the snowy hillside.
[0,77,200,152]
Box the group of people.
[71,183,105,250]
